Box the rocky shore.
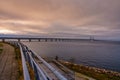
[83,65,120,77]
[59,60,120,80]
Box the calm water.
[23,41,120,72]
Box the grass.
[0,43,3,47]
[0,42,23,80]
[1,42,36,80]
[0,49,3,54]
[60,61,120,80]
[75,72,95,80]
[75,72,90,80]
[6,42,24,80]
[14,47,24,80]
[8,42,35,80]
[26,62,35,80]
[0,43,3,54]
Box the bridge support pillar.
[58,39,61,42]
[45,39,47,42]
[50,39,53,42]
[38,39,41,42]
[55,39,57,42]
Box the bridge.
[0,36,90,42]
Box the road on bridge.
[0,43,18,80]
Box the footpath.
[0,43,18,80]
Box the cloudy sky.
[0,0,120,39]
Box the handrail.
[18,43,31,80]
[31,51,68,80]
[8,41,68,80]
[27,52,49,80]
[21,44,50,80]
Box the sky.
[0,0,120,39]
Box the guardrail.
[31,51,68,80]
[19,43,50,80]
[19,43,31,80]
[28,52,49,80]
[8,41,31,80]
[8,41,68,80]
[8,42,49,80]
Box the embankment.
[60,60,120,80]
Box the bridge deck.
[0,43,18,80]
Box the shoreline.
[59,60,120,80]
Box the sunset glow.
[0,29,16,34]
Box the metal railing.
[8,42,49,80]
[8,41,31,80]
[27,47,68,80]
[8,41,68,80]
[19,43,50,80]
[19,43,31,80]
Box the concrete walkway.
[0,43,18,80]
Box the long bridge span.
[0,36,91,42]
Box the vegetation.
[15,47,24,80]
[0,43,3,54]
[0,49,3,54]
[6,42,24,80]
[26,62,35,80]
[0,42,35,80]
[8,43,35,80]
[0,43,3,47]
[60,61,120,80]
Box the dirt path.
[0,43,18,80]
